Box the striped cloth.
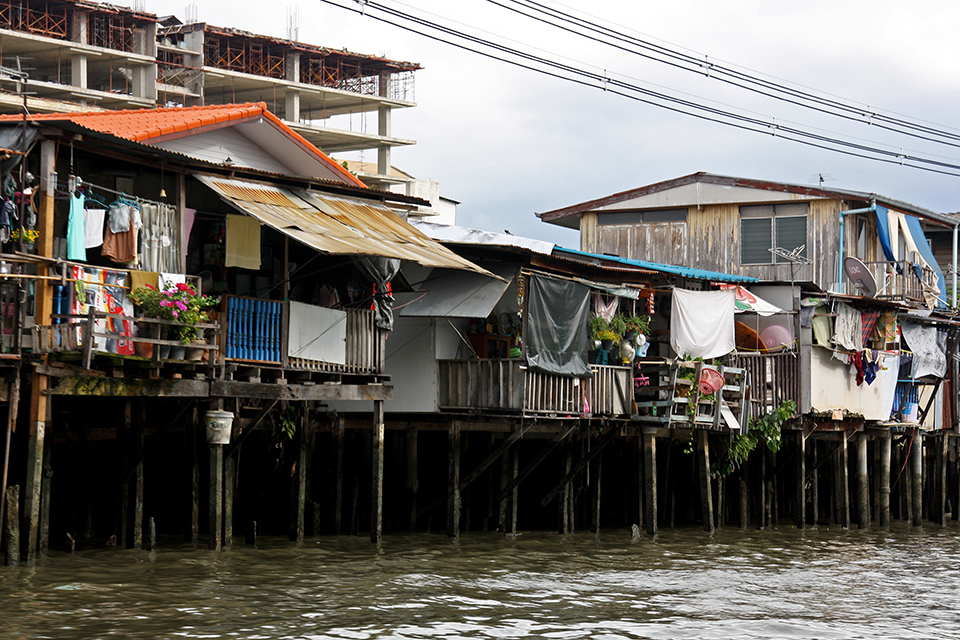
[861,311,880,347]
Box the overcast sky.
[150,1,960,247]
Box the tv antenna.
[769,245,811,283]
[810,173,836,188]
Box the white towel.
[84,208,106,248]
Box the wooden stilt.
[760,449,768,529]
[132,401,144,550]
[810,441,819,525]
[0,374,21,545]
[857,432,869,529]
[643,429,657,536]
[148,517,156,552]
[911,429,923,526]
[447,420,461,540]
[508,445,519,536]
[245,521,257,546]
[697,431,714,533]
[739,469,748,529]
[5,485,19,565]
[879,431,891,526]
[370,400,385,544]
[716,475,724,530]
[637,436,644,533]
[939,432,949,526]
[22,417,44,563]
[209,444,223,550]
[334,416,345,535]
[39,426,52,555]
[189,405,199,545]
[405,423,418,532]
[795,430,806,529]
[591,452,602,534]
[559,439,571,534]
[292,409,307,542]
[224,453,235,547]
[834,433,850,528]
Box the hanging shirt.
[67,191,86,261]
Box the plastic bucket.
[205,410,235,445]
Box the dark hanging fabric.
[355,256,401,331]
[524,274,592,378]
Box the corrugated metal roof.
[552,247,759,283]
[197,175,495,278]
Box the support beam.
[591,453,603,534]
[497,423,579,504]
[879,431,891,527]
[559,439,572,534]
[131,401,144,549]
[795,430,806,529]
[810,441,819,526]
[644,430,658,536]
[833,433,850,528]
[4,484,18,565]
[209,444,223,550]
[939,432,949,526]
[370,400,385,544]
[189,406,199,544]
[447,420,461,539]
[697,431,714,533]
[291,407,307,542]
[911,429,923,526]
[405,423,418,532]
[224,453,235,547]
[857,432,869,529]
[540,425,622,508]
[334,416,345,535]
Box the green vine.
[280,406,298,440]
[716,399,796,476]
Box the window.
[740,203,808,264]
[597,208,687,225]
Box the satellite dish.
[844,256,877,297]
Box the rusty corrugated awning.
[195,175,496,277]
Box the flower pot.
[135,340,154,359]
[22,242,35,254]
[169,345,186,360]
[158,344,171,359]
[205,410,234,445]
[600,339,614,351]
[185,338,206,361]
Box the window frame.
[739,203,808,265]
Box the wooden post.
[508,445,519,536]
[405,423,418,532]
[189,405,199,544]
[559,439,572,534]
[857,432,869,529]
[795,430,806,529]
[292,409,307,542]
[834,433,850,528]
[39,428,53,555]
[636,436,644,533]
[447,420,461,539]
[760,449,768,529]
[224,452,235,547]
[697,431,714,533]
[148,517,156,552]
[643,429,657,536]
[132,401,144,549]
[4,485,18,565]
[334,416,345,535]
[739,469,748,529]
[370,400,385,544]
[911,429,923,526]
[810,441,819,525]
[939,432,949,526]
[22,416,44,563]
[591,452,603,534]
[209,444,223,550]
[879,431,891,526]
[245,521,257,547]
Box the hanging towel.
[874,312,898,343]
[225,214,261,270]
[84,208,105,248]
[129,270,159,293]
[669,288,736,360]
[833,303,862,351]
[67,191,86,261]
[812,307,832,348]
[860,311,880,347]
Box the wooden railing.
[34,310,219,368]
[736,351,801,416]
[853,260,939,305]
[438,360,631,416]
[222,295,385,375]
[634,360,749,431]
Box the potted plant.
[619,314,651,344]
[597,328,619,351]
[129,282,217,357]
[11,227,39,251]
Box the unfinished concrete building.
[0,0,419,186]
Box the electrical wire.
[320,0,960,177]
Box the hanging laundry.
[900,321,946,379]
[873,312,898,343]
[832,302,862,351]
[860,311,880,347]
[862,350,880,386]
[225,214,261,270]
[670,288,736,360]
[592,292,618,322]
[102,205,137,264]
[851,351,864,386]
[66,190,86,261]
[108,202,131,233]
[812,307,832,349]
[84,208,105,248]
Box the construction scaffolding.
[0,1,154,53]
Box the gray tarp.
[525,274,592,378]
[355,256,402,331]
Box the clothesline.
[69,177,171,210]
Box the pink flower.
[175,301,188,311]
[171,309,179,319]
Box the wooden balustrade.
[736,351,801,416]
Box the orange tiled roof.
[0,102,367,188]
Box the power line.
[320,0,960,177]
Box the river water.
[2,523,960,639]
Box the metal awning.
[195,175,495,277]
[400,264,519,318]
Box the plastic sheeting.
[900,321,946,379]
[524,274,592,378]
[355,256,401,331]
[670,288,736,359]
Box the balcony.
[634,359,749,431]
[845,260,939,306]
[438,359,632,417]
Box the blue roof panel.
[553,247,759,284]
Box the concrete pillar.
[71,54,88,90]
[833,433,850,528]
[378,72,392,176]
[72,10,88,44]
[911,430,923,526]
[879,431,891,526]
[857,432,869,529]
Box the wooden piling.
[334,416,345,535]
[209,444,223,550]
[636,436,644,533]
[591,453,602,534]
[447,420,461,539]
[879,431,891,526]
[558,439,571,534]
[643,429,657,536]
[22,416,45,563]
[911,429,923,526]
[224,453,235,547]
[939,432,949,526]
[4,484,18,565]
[370,400,385,544]
[857,432,869,529]
[292,412,307,542]
[508,446,519,535]
[189,405,199,545]
[405,423,418,532]
[810,441,819,525]
[148,517,156,552]
[697,431,714,533]
[795,430,805,529]
[39,431,52,555]
[245,521,257,546]
[834,432,850,528]
[132,401,144,550]
[739,469,748,529]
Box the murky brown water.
[3,523,960,639]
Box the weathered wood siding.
[585,198,848,290]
